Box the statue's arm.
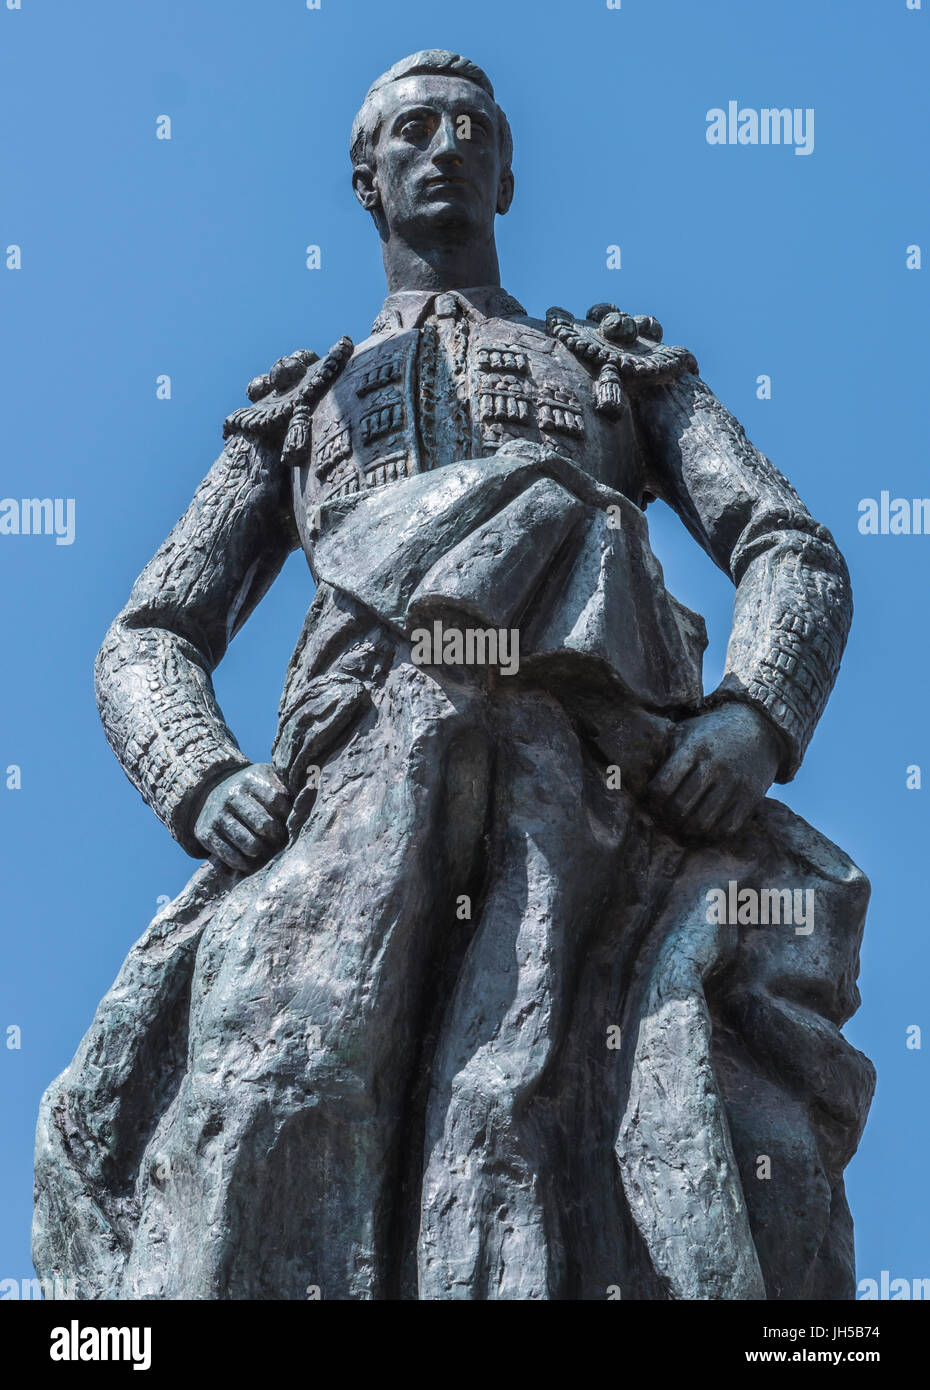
[95,431,299,856]
[635,371,852,783]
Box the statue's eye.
[400,119,432,142]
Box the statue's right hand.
[194,763,291,871]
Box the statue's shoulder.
[222,338,354,458]
[540,303,699,391]
[493,302,698,420]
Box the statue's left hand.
[646,703,782,840]
[193,762,292,871]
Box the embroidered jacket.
[95,287,851,853]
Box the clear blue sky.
[1,0,927,1295]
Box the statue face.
[357,74,513,242]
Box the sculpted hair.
[349,49,513,176]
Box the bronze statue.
[34,51,873,1301]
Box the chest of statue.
[296,314,642,513]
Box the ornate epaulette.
[222,338,354,463]
[545,305,698,419]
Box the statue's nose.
[431,116,463,163]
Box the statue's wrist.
[708,695,787,779]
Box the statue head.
[350,50,515,259]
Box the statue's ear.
[352,164,380,214]
[497,170,515,216]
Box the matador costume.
[33,289,874,1300]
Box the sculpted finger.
[229,791,288,844]
[216,811,266,860]
[716,793,754,839]
[669,765,712,822]
[648,746,697,804]
[199,826,252,873]
[689,781,730,836]
[244,767,292,817]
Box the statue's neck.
[381,231,501,295]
